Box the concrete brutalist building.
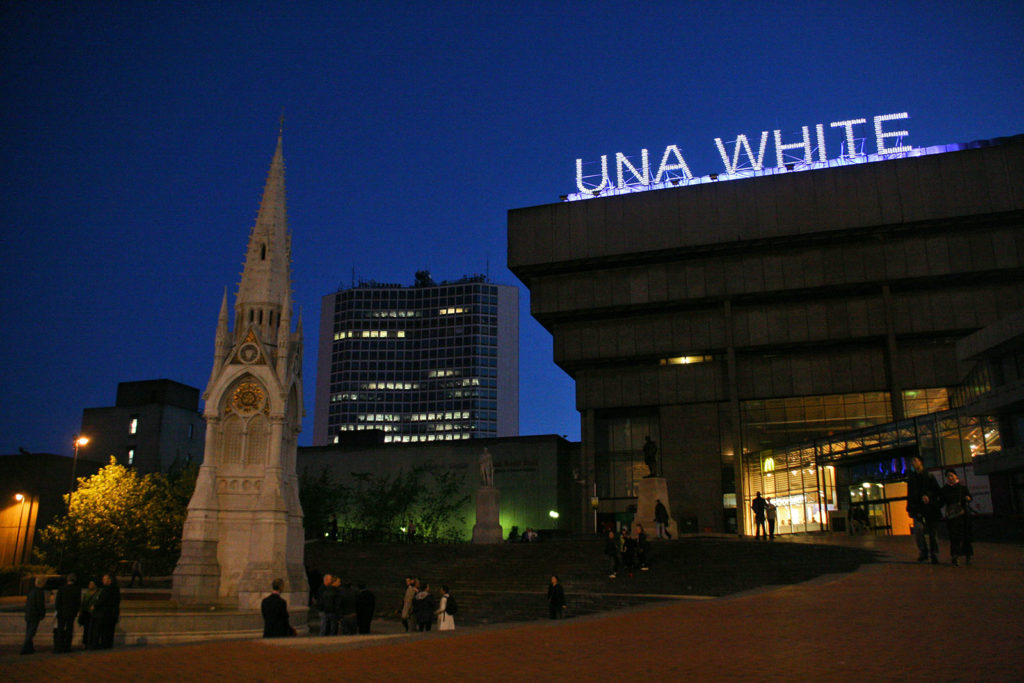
[508,134,1024,534]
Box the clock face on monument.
[232,382,265,414]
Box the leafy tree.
[346,468,422,535]
[300,463,470,542]
[298,465,348,540]
[36,458,196,578]
[413,465,470,541]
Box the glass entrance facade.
[742,406,999,536]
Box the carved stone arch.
[244,413,268,465]
[222,414,243,465]
[222,375,269,417]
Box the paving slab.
[2,536,1021,682]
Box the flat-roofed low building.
[80,379,205,473]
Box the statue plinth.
[633,477,677,539]
[472,487,503,544]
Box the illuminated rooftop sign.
[570,112,928,201]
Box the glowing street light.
[13,492,29,564]
[68,434,90,508]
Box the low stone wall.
[0,607,309,646]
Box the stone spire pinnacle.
[235,130,292,342]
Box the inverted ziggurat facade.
[509,133,1024,535]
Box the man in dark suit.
[90,573,120,649]
[262,578,294,638]
[21,576,47,655]
[54,573,81,653]
[355,583,375,634]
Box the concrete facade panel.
[649,265,668,302]
[763,254,786,291]
[508,137,1024,536]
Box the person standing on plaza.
[317,573,339,636]
[54,573,81,653]
[401,576,417,632]
[338,580,358,635]
[635,524,649,570]
[941,469,974,566]
[751,492,768,540]
[78,578,99,648]
[20,576,46,655]
[412,582,435,631]
[130,558,143,588]
[907,456,942,564]
[604,529,621,578]
[261,578,295,638]
[90,573,121,649]
[435,584,455,631]
[547,575,566,619]
[765,499,778,540]
[654,499,671,539]
[355,582,375,634]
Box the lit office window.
[659,355,713,365]
[129,416,139,434]
[127,448,135,466]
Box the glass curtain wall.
[741,402,994,536]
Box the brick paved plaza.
[2,536,1022,682]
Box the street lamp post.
[13,493,27,564]
[68,435,89,509]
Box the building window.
[127,448,135,466]
[129,416,139,435]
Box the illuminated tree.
[36,458,196,578]
[301,464,470,542]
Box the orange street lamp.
[68,434,90,508]
[13,493,28,564]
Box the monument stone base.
[632,477,677,539]
[472,487,503,544]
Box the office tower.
[314,272,519,445]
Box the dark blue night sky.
[3,1,1023,456]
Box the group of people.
[604,524,650,578]
[400,577,455,631]
[506,526,538,542]
[313,573,376,635]
[907,456,974,566]
[750,492,777,540]
[21,573,121,655]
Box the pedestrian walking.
[941,469,974,566]
[547,575,566,619]
[907,456,942,564]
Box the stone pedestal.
[472,487,503,544]
[633,477,677,539]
